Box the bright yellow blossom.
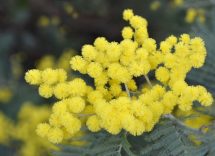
[25,69,42,85]
[123,9,134,21]
[87,62,103,78]
[86,115,101,132]
[122,26,134,39]
[47,127,63,144]
[0,87,13,103]
[54,83,70,99]
[67,96,85,113]
[155,67,170,83]
[25,9,213,144]
[39,84,53,98]
[70,56,88,74]
[82,45,97,61]
[41,68,59,85]
[36,123,51,138]
[94,37,108,51]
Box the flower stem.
[144,75,153,88]
[124,84,131,98]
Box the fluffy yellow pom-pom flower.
[41,68,58,85]
[36,123,51,138]
[128,61,151,76]
[198,91,213,107]
[52,101,67,114]
[70,56,88,74]
[60,112,81,135]
[106,42,122,62]
[86,115,101,132]
[87,62,103,78]
[129,15,147,29]
[82,45,97,61]
[123,9,134,21]
[57,69,67,82]
[54,83,70,99]
[47,127,64,144]
[108,63,131,83]
[69,78,87,96]
[67,97,85,113]
[155,67,170,83]
[122,26,133,39]
[94,37,108,51]
[87,90,103,104]
[39,84,53,98]
[25,69,41,85]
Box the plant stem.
[117,144,123,154]
[124,84,131,98]
[77,113,94,117]
[121,84,131,154]
[144,75,153,88]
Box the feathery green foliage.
[53,131,136,156]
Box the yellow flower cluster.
[150,0,184,11]
[176,109,213,129]
[25,9,213,144]
[185,8,205,24]
[11,103,56,156]
[64,2,78,19]
[150,0,206,24]
[0,103,56,156]
[150,1,161,11]
[175,109,213,145]
[0,112,13,144]
[38,16,60,27]
[0,87,13,103]
[34,77,91,143]
[0,102,85,155]
[25,68,68,98]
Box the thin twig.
[144,75,153,88]
[117,144,123,154]
[120,84,131,154]
[77,113,95,117]
[124,84,131,98]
